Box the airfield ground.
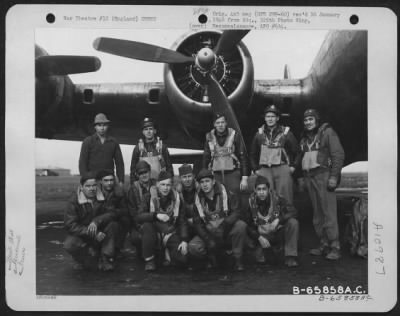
[36,176,367,295]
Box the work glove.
[327,176,338,191]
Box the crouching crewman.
[64,172,121,271]
[189,169,247,271]
[243,175,299,267]
[136,171,189,271]
[97,169,130,259]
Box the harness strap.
[195,184,229,221]
[149,187,180,218]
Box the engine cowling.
[164,30,254,135]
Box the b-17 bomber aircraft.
[35,29,367,166]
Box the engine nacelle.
[164,30,254,135]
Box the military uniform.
[203,127,249,196]
[188,169,247,270]
[127,178,157,250]
[243,187,299,265]
[299,109,345,258]
[101,184,130,254]
[250,106,300,204]
[64,185,120,269]
[136,183,189,266]
[130,118,173,183]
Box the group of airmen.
[64,104,345,272]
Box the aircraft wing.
[38,80,204,149]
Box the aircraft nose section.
[195,47,216,71]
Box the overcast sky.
[35,28,329,174]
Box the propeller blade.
[208,74,248,154]
[36,56,101,77]
[93,37,194,64]
[214,30,250,56]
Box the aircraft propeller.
[93,30,250,152]
[36,56,101,77]
[93,37,195,64]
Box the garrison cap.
[303,108,320,120]
[157,170,172,182]
[80,171,97,185]
[212,112,227,123]
[142,117,155,129]
[196,168,214,181]
[96,169,114,181]
[93,113,111,125]
[178,164,193,176]
[254,175,270,188]
[135,160,151,173]
[264,105,280,115]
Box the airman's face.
[82,179,97,198]
[101,175,115,192]
[304,116,317,131]
[180,173,194,188]
[94,123,109,136]
[264,113,279,128]
[255,184,269,201]
[157,178,172,196]
[214,117,227,134]
[199,177,215,194]
[138,170,150,184]
[142,126,155,140]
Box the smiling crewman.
[299,109,345,261]
[250,105,300,204]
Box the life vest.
[300,123,329,171]
[258,125,290,167]
[138,137,165,179]
[248,191,281,235]
[207,128,239,171]
[149,186,180,220]
[148,186,181,248]
[133,180,151,203]
[194,183,228,225]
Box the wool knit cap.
[254,175,270,188]
[96,169,114,181]
[80,171,98,185]
[178,164,193,176]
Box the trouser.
[248,218,299,257]
[141,222,187,265]
[214,169,241,196]
[257,165,293,204]
[188,220,247,259]
[64,221,120,264]
[304,170,340,249]
[116,215,131,250]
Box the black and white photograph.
[5,4,397,312]
[35,26,369,295]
